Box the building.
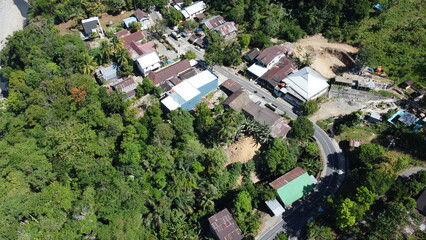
[243,48,260,63]
[208,209,244,240]
[111,78,137,100]
[269,167,316,206]
[202,15,237,40]
[95,63,120,84]
[254,45,292,70]
[220,79,243,95]
[135,51,161,77]
[368,112,382,123]
[147,59,192,91]
[349,139,363,148]
[416,189,426,216]
[161,70,219,111]
[223,90,291,138]
[133,9,150,30]
[127,41,156,59]
[123,17,138,29]
[181,1,206,19]
[265,199,285,216]
[81,17,104,38]
[258,57,297,90]
[120,31,146,48]
[278,67,329,105]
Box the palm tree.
[99,40,113,63]
[111,35,125,51]
[79,53,96,75]
[115,49,128,66]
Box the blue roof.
[123,17,137,28]
[374,4,382,10]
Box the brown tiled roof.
[221,79,243,93]
[120,31,146,47]
[208,209,244,240]
[203,15,226,29]
[115,29,129,37]
[147,59,192,86]
[222,90,250,111]
[269,167,306,190]
[242,102,280,127]
[134,9,149,20]
[260,57,297,88]
[255,45,291,66]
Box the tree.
[183,0,192,7]
[164,7,183,27]
[306,221,334,240]
[237,34,251,49]
[251,31,272,49]
[264,138,298,176]
[129,21,142,33]
[193,102,214,135]
[234,191,252,214]
[289,116,314,142]
[78,53,96,74]
[357,143,385,169]
[336,198,357,229]
[183,50,196,60]
[100,40,114,62]
[301,99,319,116]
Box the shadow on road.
[13,0,28,18]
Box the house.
[255,45,292,70]
[208,209,244,240]
[223,90,292,138]
[133,9,150,30]
[111,78,137,100]
[81,17,104,38]
[368,112,382,123]
[188,32,206,48]
[243,48,260,63]
[269,167,316,206]
[115,29,130,38]
[123,17,138,29]
[120,31,146,48]
[161,70,219,111]
[147,59,192,91]
[220,79,243,96]
[127,41,156,59]
[95,63,120,84]
[258,57,297,90]
[278,67,329,105]
[349,139,363,148]
[201,15,237,40]
[416,189,426,216]
[181,1,206,19]
[265,199,285,216]
[135,51,161,77]
[173,0,184,7]
[400,80,414,90]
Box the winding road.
[165,34,346,239]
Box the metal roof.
[221,79,243,93]
[148,59,191,86]
[269,167,307,190]
[135,52,161,69]
[208,208,244,240]
[222,90,251,111]
[81,17,100,35]
[255,45,291,66]
[275,171,315,206]
[123,17,138,28]
[265,199,285,216]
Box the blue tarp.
[374,4,382,10]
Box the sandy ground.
[294,34,358,78]
[224,136,261,165]
[310,99,364,122]
[0,0,28,51]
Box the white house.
[135,51,161,77]
[278,67,329,105]
[181,1,206,19]
[81,17,104,38]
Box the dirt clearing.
[310,98,364,123]
[224,136,261,166]
[294,34,359,79]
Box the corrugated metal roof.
[134,9,149,20]
[260,57,297,88]
[222,90,251,111]
[221,79,243,93]
[276,172,315,206]
[265,199,285,216]
[256,45,291,66]
[120,31,145,47]
[269,167,307,190]
[208,209,244,240]
[147,59,191,86]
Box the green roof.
[276,173,315,206]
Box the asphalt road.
[163,35,346,239]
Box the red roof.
[120,31,146,48]
[128,41,155,56]
[256,45,291,66]
[269,167,307,190]
[115,29,129,37]
[147,59,192,86]
[260,57,297,88]
[134,9,149,20]
[208,209,244,240]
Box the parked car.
[194,46,201,51]
[255,101,261,105]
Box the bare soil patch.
[55,11,135,35]
[294,34,359,78]
[310,98,364,123]
[224,136,261,166]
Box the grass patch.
[316,118,334,131]
[336,125,378,142]
[371,90,399,98]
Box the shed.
[349,139,363,148]
[220,79,243,95]
[369,112,382,123]
[265,199,285,216]
[123,17,138,29]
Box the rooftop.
[221,79,243,93]
[417,189,426,216]
[120,31,146,47]
[244,48,260,62]
[261,57,297,87]
[181,1,206,18]
[123,17,138,28]
[135,51,160,69]
[208,209,244,240]
[81,17,100,34]
[222,89,251,111]
[202,15,226,29]
[134,8,149,20]
[269,167,307,190]
[148,59,192,86]
[255,45,291,66]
